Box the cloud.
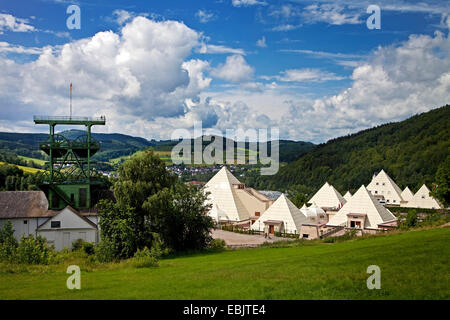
[232,0,267,8]
[278,29,450,141]
[271,24,302,32]
[198,44,246,55]
[0,13,35,33]
[196,10,216,23]
[0,42,44,55]
[267,68,345,82]
[256,36,267,48]
[0,17,214,138]
[211,55,254,82]
[113,9,133,25]
[302,4,362,25]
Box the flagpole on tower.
[70,82,72,118]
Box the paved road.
[211,229,294,247]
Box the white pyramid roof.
[344,191,352,201]
[308,182,346,209]
[207,204,229,222]
[204,166,249,221]
[327,185,397,229]
[401,187,414,202]
[367,169,403,203]
[404,184,443,209]
[300,203,309,216]
[250,194,308,234]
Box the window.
[70,193,75,204]
[23,220,28,224]
[421,195,425,199]
[376,182,379,185]
[375,191,378,194]
[382,183,385,186]
[393,200,396,203]
[255,212,260,217]
[302,234,309,239]
[51,221,61,228]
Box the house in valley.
[250,194,307,235]
[367,170,403,206]
[0,191,99,250]
[326,185,397,236]
[204,166,273,226]
[404,184,443,209]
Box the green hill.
[256,105,450,194]
[0,130,314,165]
[0,227,448,299]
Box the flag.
[70,83,72,94]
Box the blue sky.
[0,0,449,142]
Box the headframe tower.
[33,115,106,210]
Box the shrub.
[95,238,116,263]
[82,242,95,255]
[0,221,18,262]
[72,239,84,251]
[209,239,226,251]
[15,235,54,265]
[131,247,158,268]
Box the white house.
[308,182,346,210]
[404,184,443,209]
[0,191,99,251]
[327,185,397,233]
[367,170,403,205]
[250,194,307,235]
[204,166,273,224]
[37,206,98,251]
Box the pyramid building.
[401,187,414,204]
[204,166,271,222]
[327,185,397,230]
[343,191,352,201]
[308,182,346,209]
[250,194,308,234]
[366,169,403,205]
[404,184,443,209]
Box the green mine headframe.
[34,115,106,210]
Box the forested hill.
[256,104,450,194]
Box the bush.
[72,239,95,256]
[131,247,159,268]
[209,239,226,251]
[82,242,95,255]
[15,235,54,265]
[72,239,84,251]
[0,221,18,262]
[95,238,116,263]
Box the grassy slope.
[17,155,46,167]
[0,161,44,174]
[0,228,449,300]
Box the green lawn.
[0,228,449,300]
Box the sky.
[0,0,449,143]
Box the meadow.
[0,227,448,300]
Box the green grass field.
[0,227,449,300]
